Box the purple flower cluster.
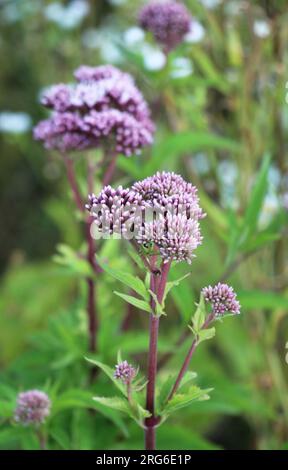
[131,171,204,219]
[202,283,241,316]
[14,390,51,426]
[34,65,154,156]
[132,172,204,263]
[139,1,191,52]
[86,185,142,237]
[87,172,204,263]
[114,360,137,384]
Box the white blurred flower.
[218,160,239,209]
[2,0,40,23]
[268,166,281,191]
[82,27,122,63]
[82,29,100,49]
[281,192,288,211]
[253,20,271,38]
[101,42,122,63]
[123,27,145,47]
[259,192,280,228]
[108,0,127,5]
[224,1,245,16]
[2,3,21,23]
[191,153,210,175]
[200,0,222,8]
[218,160,238,184]
[170,57,193,79]
[44,0,89,30]
[141,44,166,71]
[185,20,205,43]
[0,112,32,134]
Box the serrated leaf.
[97,258,149,300]
[53,389,127,435]
[243,153,271,236]
[53,244,93,277]
[136,403,151,420]
[93,396,130,415]
[157,371,198,412]
[164,386,212,415]
[197,327,216,344]
[114,292,151,313]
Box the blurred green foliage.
[0,0,288,450]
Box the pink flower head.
[114,361,137,384]
[139,1,191,52]
[202,283,241,316]
[34,65,154,156]
[87,186,143,237]
[14,390,51,426]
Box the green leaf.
[114,292,151,313]
[237,290,288,310]
[191,294,207,333]
[148,290,166,317]
[243,153,270,237]
[0,401,14,418]
[242,231,280,253]
[197,327,216,344]
[157,371,197,412]
[198,190,229,241]
[145,132,240,176]
[53,389,127,435]
[136,403,151,421]
[85,358,126,396]
[93,396,151,426]
[93,396,130,415]
[164,273,191,300]
[50,427,70,450]
[164,386,212,415]
[53,244,93,278]
[97,258,149,300]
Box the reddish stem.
[102,152,118,186]
[86,219,99,353]
[167,313,214,402]
[63,156,84,212]
[145,260,171,450]
[63,156,98,355]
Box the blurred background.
[0,0,288,450]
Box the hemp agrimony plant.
[34,64,154,356]
[86,171,241,450]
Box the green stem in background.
[145,260,171,450]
